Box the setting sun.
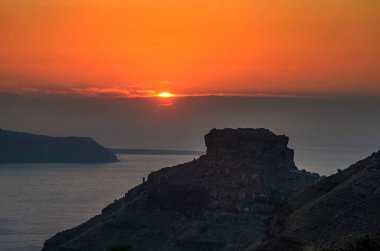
[156,92,175,98]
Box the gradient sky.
[1,0,379,97]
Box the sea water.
[0,149,375,251]
[294,147,374,175]
[0,155,197,251]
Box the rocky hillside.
[0,129,118,163]
[253,150,380,251]
[42,128,319,251]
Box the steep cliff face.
[253,151,380,251]
[147,128,314,212]
[0,129,118,163]
[42,128,319,251]
[205,128,294,166]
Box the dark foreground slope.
[0,129,118,163]
[42,128,319,251]
[253,150,380,251]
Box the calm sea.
[0,149,375,251]
[0,155,198,251]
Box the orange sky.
[0,0,379,97]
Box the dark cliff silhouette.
[42,128,319,251]
[0,129,118,163]
[42,128,380,251]
[252,150,380,251]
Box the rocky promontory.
[42,128,319,251]
[0,129,118,163]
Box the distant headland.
[0,129,118,163]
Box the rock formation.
[0,129,118,163]
[252,150,380,251]
[42,128,319,251]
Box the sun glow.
[156,92,175,98]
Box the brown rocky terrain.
[252,150,380,251]
[42,128,319,251]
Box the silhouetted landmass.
[109,148,204,155]
[251,150,380,251]
[42,128,380,251]
[0,129,118,163]
[42,128,319,251]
